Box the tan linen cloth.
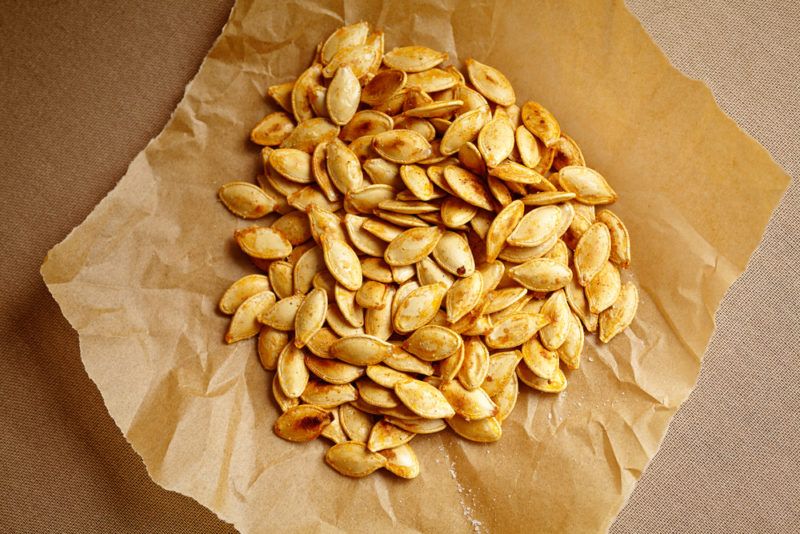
[1,0,797,532]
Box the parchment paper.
[40,0,790,532]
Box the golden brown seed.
[443,165,493,210]
[258,326,289,370]
[447,415,502,442]
[481,350,522,397]
[517,363,566,393]
[322,44,378,79]
[586,261,621,314]
[272,373,299,412]
[406,68,459,93]
[287,186,342,213]
[281,117,340,153]
[446,272,483,323]
[507,205,561,247]
[277,343,309,398]
[539,290,571,350]
[225,290,276,343]
[482,199,522,262]
[340,110,394,142]
[557,165,618,205]
[508,258,573,292]
[379,443,420,479]
[326,139,364,194]
[394,379,455,419]
[268,260,294,299]
[330,334,393,366]
[294,288,327,347]
[320,409,348,444]
[383,45,447,72]
[321,233,362,291]
[520,330,558,378]
[339,404,374,442]
[399,164,435,200]
[372,129,433,164]
[393,282,448,333]
[327,65,361,125]
[574,222,612,286]
[334,284,364,328]
[440,108,487,155]
[355,281,389,309]
[301,379,358,409]
[360,257,394,283]
[344,214,387,257]
[483,287,527,315]
[521,191,577,206]
[465,58,515,106]
[432,231,475,277]
[384,225,443,266]
[364,285,395,340]
[521,100,561,147]
[417,256,455,289]
[441,379,497,421]
[485,312,549,349]
[267,81,294,113]
[366,365,414,389]
[361,69,407,106]
[557,312,584,370]
[292,246,324,295]
[307,205,345,244]
[347,184,396,214]
[402,325,461,361]
[269,148,313,184]
[234,226,292,259]
[219,275,271,315]
[552,133,586,169]
[272,210,312,246]
[597,209,631,268]
[321,21,369,63]
[489,160,547,185]
[384,345,434,376]
[218,182,276,219]
[291,63,322,122]
[438,343,465,382]
[251,111,295,146]
[273,404,333,442]
[599,281,638,343]
[356,378,399,409]
[260,294,304,331]
[492,372,518,422]
[367,420,415,452]
[305,354,365,384]
[306,326,338,358]
[325,441,387,477]
[478,114,515,168]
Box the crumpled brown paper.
[40,0,789,531]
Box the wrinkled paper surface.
[41,0,789,531]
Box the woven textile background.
[0,0,797,532]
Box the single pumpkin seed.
[322,44,378,79]
[383,45,447,72]
[517,363,566,393]
[327,65,361,125]
[218,182,276,219]
[574,222,611,286]
[251,111,295,146]
[260,293,304,331]
[394,379,455,419]
[267,81,294,113]
[465,58,515,106]
[443,165,494,210]
[586,261,621,314]
[539,290,571,350]
[384,225,443,266]
[406,68,459,93]
[597,209,631,268]
[521,335,559,380]
[326,138,364,194]
[334,284,364,328]
[268,260,294,299]
[379,443,420,479]
[325,441,387,478]
[485,200,525,262]
[339,404,374,442]
[305,354,365,384]
[485,312,549,350]
[552,133,586,169]
[219,274,271,314]
[361,69,407,106]
[507,205,561,247]
[508,258,572,291]
[360,257,393,283]
[330,334,392,366]
[446,272,483,323]
[402,324,461,361]
[447,415,502,442]
[281,117,340,153]
[557,165,618,205]
[372,129,433,164]
[599,281,638,343]
[306,326,338,358]
[478,114,515,168]
[301,379,358,409]
[521,100,561,147]
[225,290,276,343]
[294,288,327,347]
[234,226,292,259]
[272,373,299,412]
[258,326,289,370]
[438,342,465,382]
[393,282,448,333]
[321,233,362,291]
[480,350,522,397]
[344,214,387,257]
[441,379,497,421]
[356,378,400,409]
[277,343,309,398]
[274,404,333,442]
